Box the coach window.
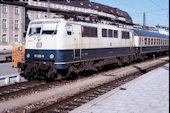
[66,25,72,35]
[163,40,165,45]
[141,38,144,45]
[165,40,167,45]
[158,39,159,45]
[159,39,161,45]
[139,37,141,45]
[144,38,147,45]
[114,30,118,38]
[161,39,163,45]
[102,29,107,37]
[108,29,113,38]
[157,39,159,45]
[82,26,97,38]
[154,39,156,45]
[148,38,150,45]
[151,38,153,45]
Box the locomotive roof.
[132,29,169,39]
[30,18,132,31]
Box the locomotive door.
[73,24,81,59]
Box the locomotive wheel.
[46,69,56,81]
[57,73,62,80]
[25,69,32,81]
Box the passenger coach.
[133,29,169,54]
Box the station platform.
[0,48,12,61]
[0,63,18,75]
[70,64,169,113]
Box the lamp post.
[47,0,50,18]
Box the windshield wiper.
[52,30,57,36]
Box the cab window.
[66,25,72,35]
[28,23,42,36]
[42,22,57,35]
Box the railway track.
[0,57,150,101]
[0,81,45,101]
[0,55,168,112]
[0,80,72,101]
[29,61,168,113]
[5,55,167,113]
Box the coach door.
[73,24,81,59]
[140,37,143,53]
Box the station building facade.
[0,1,26,50]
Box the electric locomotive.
[18,18,169,80]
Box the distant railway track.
[0,60,11,63]
[0,54,12,63]
[8,55,168,113]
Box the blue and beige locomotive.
[18,18,169,80]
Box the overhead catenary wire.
[150,0,163,9]
[130,8,168,16]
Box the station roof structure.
[0,0,133,25]
[50,0,132,24]
[0,0,27,6]
[26,0,133,25]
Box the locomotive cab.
[19,18,82,80]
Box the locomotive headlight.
[26,53,30,58]
[18,47,22,51]
[49,54,54,59]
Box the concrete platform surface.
[0,63,18,75]
[70,64,169,113]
